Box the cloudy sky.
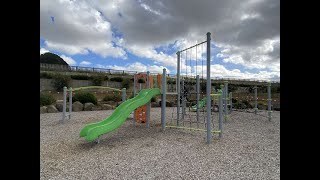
[40,0,280,81]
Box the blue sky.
[40,0,279,81]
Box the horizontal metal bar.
[178,40,207,53]
[166,125,221,133]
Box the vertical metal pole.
[122,88,126,102]
[69,87,72,119]
[177,52,180,126]
[224,81,228,121]
[206,32,212,144]
[62,86,67,123]
[268,83,272,121]
[220,84,224,119]
[219,93,223,138]
[254,85,258,114]
[196,75,200,128]
[229,92,232,113]
[133,73,136,125]
[161,68,166,131]
[181,79,185,120]
[146,71,151,128]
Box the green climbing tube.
[80,88,161,142]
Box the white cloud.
[40,0,126,58]
[40,48,49,54]
[60,55,76,65]
[192,64,279,81]
[80,61,92,65]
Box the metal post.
[161,68,167,131]
[122,88,126,102]
[220,84,224,119]
[196,75,200,128]
[146,71,151,128]
[254,86,258,114]
[224,81,228,121]
[133,73,136,125]
[181,79,185,120]
[62,86,67,123]
[69,87,72,119]
[206,32,212,144]
[219,93,223,138]
[229,92,232,113]
[177,52,180,126]
[268,83,272,121]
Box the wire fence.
[40,63,280,83]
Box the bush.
[40,72,54,79]
[200,82,206,93]
[70,74,90,80]
[91,75,105,86]
[52,74,71,91]
[104,75,109,81]
[103,93,122,102]
[40,92,56,106]
[121,78,132,89]
[138,78,145,83]
[72,91,97,104]
[110,77,123,82]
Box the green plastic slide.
[191,97,207,111]
[80,88,161,142]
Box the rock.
[257,104,267,110]
[151,102,160,107]
[159,100,173,107]
[101,104,113,110]
[84,103,95,111]
[55,103,69,112]
[40,106,47,114]
[72,101,83,111]
[105,101,116,105]
[47,105,58,113]
[92,106,102,111]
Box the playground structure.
[60,32,273,144]
[231,83,273,121]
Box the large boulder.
[105,101,116,105]
[101,104,113,110]
[72,101,83,112]
[92,106,102,111]
[55,103,69,112]
[151,102,160,107]
[47,105,58,113]
[159,100,173,107]
[84,103,95,111]
[40,106,47,114]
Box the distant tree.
[40,52,68,65]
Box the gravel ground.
[40,107,280,180]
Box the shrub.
[104,75,109,81]
[40,72,54,79]
[121,78,132,89]
[200,82,206,93]
[72,92,97,104]
[103,93,122,102]
[40,92,56,106]
[138,78,145,83]
[110,77,123,82]
[91,75,105,86]
[70,74,90,80]
[52,73,71,91]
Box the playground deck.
[40,107,280,180]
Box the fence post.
[146,71,151,128]
[69,87,72,119]
[161,68,166,131]
[177,51,181,126]
[268,83,272,121]
[62,86,67,123]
